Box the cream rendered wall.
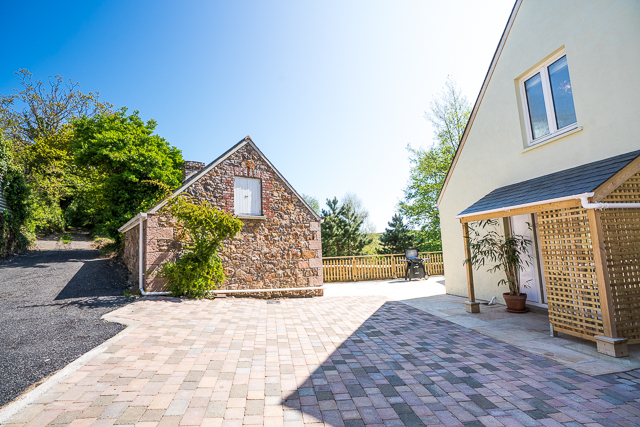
[439,0,640,302]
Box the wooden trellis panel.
[537,207,603,340]
[601,171,640,343]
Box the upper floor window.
[520,53,577,144]
[234,177,262,216]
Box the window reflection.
[548,56,577,129]
[525,73,550,140]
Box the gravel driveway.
[0,249,130,407]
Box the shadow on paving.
[0,249,131,407]
[283,301,640,427]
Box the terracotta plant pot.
[503,292,528,313]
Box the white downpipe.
[138,212,172,296]
[579,196,640,210]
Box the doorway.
[509,214,547,304]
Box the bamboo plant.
[464,219,533,296]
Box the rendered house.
[437,0,640,356]
[119,136,324,296]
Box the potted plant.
[464,219,532,313]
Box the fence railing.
[322,252,444,283]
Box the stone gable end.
[124,142,323,296]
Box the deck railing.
[322,251,444,282]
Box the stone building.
[119,136,323,296]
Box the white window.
[520,52,577,145]
[234,177,261,216]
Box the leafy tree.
[71,108,183,238]
[302,194,320,215]
[399,76,470,247]
[321,197,371,257]
[0,69,111,148]
[378,214,415,254]
[159,193,243,298]
[0,134,31,255]
[342,192,376,234]
[0,70,112,234]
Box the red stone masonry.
[123,141,323,296]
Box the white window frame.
[234,177,262,216]
[519,50,578,146]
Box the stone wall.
[123,223,140,280]
[130,142,323,295]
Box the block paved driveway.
[4,296,640,427]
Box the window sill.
[522,125,582,153]
[237,214,267,220]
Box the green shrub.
[159,194,242,298]
[0,135,31,256]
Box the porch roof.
[458,150,640,218]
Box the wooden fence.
[322,252,444,282]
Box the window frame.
[233,176,262,216]
[519,50,578,146]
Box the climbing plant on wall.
[158,193,243,298]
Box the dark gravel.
[0,249,131,407]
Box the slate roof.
[458,150,640,217]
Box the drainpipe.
[138,213,171,296]
[579,196,640,210]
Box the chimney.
[182,161,205,182]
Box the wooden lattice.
[601,171,640,343]
[537,206,603,340]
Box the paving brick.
[2,296,638,427]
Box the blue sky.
[1,0,514,231]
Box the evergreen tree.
[378,214,415,254]
[321,197,370,257]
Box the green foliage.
[361,233,381,255]
[0,69,112,147]
[378,214,414,254]
[465,219,532,296]
[159,194,243,298]
[411,229,442,252]
[71,108,183,238]
[0,69,111,235]
[321,197,371,257]
[399,76,470,248]
[60,233,73,244]
[0,134,31,255]
[302,194,320,215]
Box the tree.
[399,76,470,248]
[0,69,112,148]
[0,70,112,234]
[342,192,376,234]
[0,134,31,255]
[321,197,371,257]
[71,108,183,238]
[302,194,320,215]
[378,214,415,254]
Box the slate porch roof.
[458,150,640,217]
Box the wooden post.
[351,257,356,281]
[462,222,480,313]
[587,208,628,357]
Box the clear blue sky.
[1,0,514,232]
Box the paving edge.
[0,305,140,426]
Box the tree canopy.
[71,108,183,238]
[378,214,415,254]
[320,197,371,257]
[399,76,471,250]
